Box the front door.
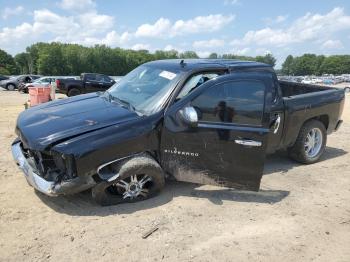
[161,72,272,191]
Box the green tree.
[37,43,66,75]
[208,53,218,59]
[179,51,199,59]
[14,52,31,74]
[0,48,18,75]
[281,55,294,75]
[256,53,276,67]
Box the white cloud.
[131,43,150,50]
[164,44,177,51]
[163,44,184,53]
[59,0,96,11]
[0,8,119,49]
[135,14,234,38]
[193,39,225,49]
[232,7,350,47]
[264,15,288,25]
[321,39,344,49]
[135,18,171,38]
[224,0,240,6]
[78,12,115,34]
[196,51,211,58]
[1,6,24,19]
[234,47,251,55]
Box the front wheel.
[288,120,327,164]
[7,84,16,91]
[92,155,165,206]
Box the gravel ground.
[0,89,349,262]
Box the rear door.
[161,72,272,191]
[84,74,99,92]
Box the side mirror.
[179,106,198,127]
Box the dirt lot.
[0,88,349,262]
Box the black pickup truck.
[56,73,115,96]
[12,59,344,205]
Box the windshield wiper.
[105,91,142,115]
[114,97,136,111]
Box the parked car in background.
[0,75,9,81]
[56,73,115,96]
[0,75,41,91]
[18,76,56,93]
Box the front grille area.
[19,143,77,182]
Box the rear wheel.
[7,84,15,91]
[67,88,81,97]
[92,156,165,206]
[288,120,327,164]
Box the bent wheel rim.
[107,174,153,200]
[304,128,323,158]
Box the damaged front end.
[11,140,95,196]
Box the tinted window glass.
[85,74,96,81]
[191,80,265,125]
[176,73,219,101]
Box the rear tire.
[92,155,165,206]
[67,88,81,97]
[7,84,15,91]
[288,120,327,164]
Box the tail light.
[56,79,60,86]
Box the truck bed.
[279,80,335,97]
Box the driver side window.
[176,72,220,101]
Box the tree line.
[281,54,350,75]
[1,42,349,76]
[0,42,276,76]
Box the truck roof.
[145,59,273,72]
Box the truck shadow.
[264,146,347,175]
[36,181,289,217]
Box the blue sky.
[0,0,350,67]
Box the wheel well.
[95,151,158,182]
[305,115,329,130]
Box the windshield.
[106,65,181,115]
[34,78,43,83]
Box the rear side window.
[191,80,266,126]
[85,74,96,81]
[98,75,112,83]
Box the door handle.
[235,139,262,147]
[271,114,281,134]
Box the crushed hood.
[16,93,139,150]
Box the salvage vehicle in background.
[56,73,115,96]
[0,75,41,91]
[18,76,57,93]
[12,59,344,205]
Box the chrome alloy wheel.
[304,127,323,158]
[114,174,152,200]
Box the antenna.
[180,59,186,67]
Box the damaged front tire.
[92,156,165,206]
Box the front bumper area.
[12,142,95,196]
